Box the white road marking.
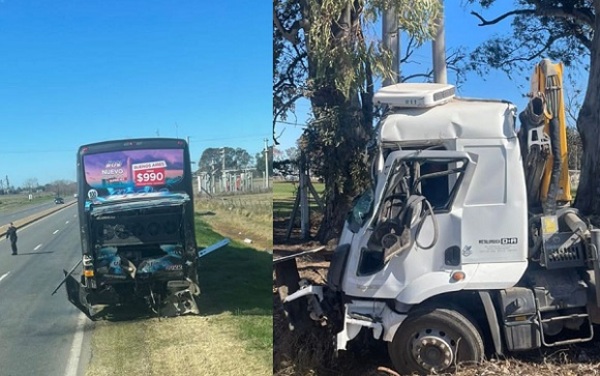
[0,272,9,283]
[64,312,86,376]
[53,230,59,235]
[65,221,69,224]
[34,244,42,251]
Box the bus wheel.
[388,308,484,375]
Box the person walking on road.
[6,223,17,255]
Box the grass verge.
[273,181,324,220]
[0,193,58,213]
[196,192,272,250]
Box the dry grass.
[0,192,58,213]
[195,193,273,250]
[87,315,270,376]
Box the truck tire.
[388,307,484,375]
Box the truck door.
[341,150,477,300]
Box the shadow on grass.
[273,200,296,218]
[195,214,272,316]
[90,302,158,322]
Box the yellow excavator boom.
[528,59,572,204]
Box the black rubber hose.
[545,117,562,215]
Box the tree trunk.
[316,181,352,244]
[574,2,600,215]
[574,105,600,214]
[304,2,371,243]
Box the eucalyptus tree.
[274,0,442,241]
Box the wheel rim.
[410,329,456,372]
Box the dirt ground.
[273,213,600,376]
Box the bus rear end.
[65,138,200,319]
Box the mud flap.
[64,271,96,320]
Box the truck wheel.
[388,308,484,375]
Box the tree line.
[197,146,273,176]
[3,178,77,196]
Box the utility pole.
[221,147,226,192]
[432,0,447,84]
[382,5,399,86]
[264,138,269,189]
[186,136,193,173]
[210,158,216,194]
[299,150,309,239]
[221,147,226,172]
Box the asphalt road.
[0,205,91,376]
[0,199,73,226]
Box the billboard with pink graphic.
[83,149,185,197]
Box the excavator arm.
[519,59,572,214]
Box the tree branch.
[273,7,301,44]
[273,51,307,91]
[471,9,534,26]
[399,37,417,65]
[500,34,559,67]
[472,3,595,28]
[402,71,434,82]
[573,32,592,50]
[531,0,595,27]
[273,92,305,143]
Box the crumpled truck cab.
[277,81,600,375]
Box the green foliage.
[274,0,442,130]
[467,1,592,78]
[284,146,299,161]
[198,147,252,172]
[566,126,583,169]
[304,105,372,195]
[365,0,441,43]
[255,146,274,175]
[304,0,440,100]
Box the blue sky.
[275,1,587,151]
[0,0,270,187]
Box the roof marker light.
[451,271,465,282]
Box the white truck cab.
[277,83,599,375]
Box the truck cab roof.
[374,83,517,146]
